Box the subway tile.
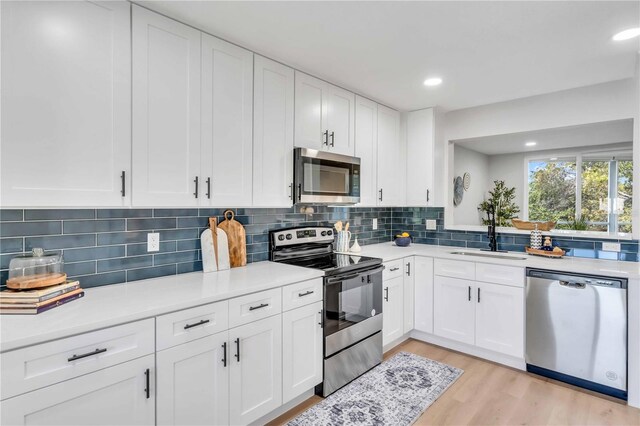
[450,232,482,241]
[127,218,176,231]
[25,209,94,220]
[65,261,96,277]
[98,231,147,245]
[73,271,126,288]
[154,250,198,265]
[252,252,269,262]
[97,209,153,219]
[176,239,200,251]
[1,253,15,269]
[177,217,207,229]
[178,261,203,274]
[97,256,153,273]
[154,208,198,217]
[127,241,176,257]
[127,265,176,282]
[553,239,595,250]
[438,240,467,248]
[1,221,61,238]
[64,219,125,234]
[1,238,23,254]
[159,229,200,241]
[26,234,95,250]
[63,246,126,263]
[0,210,23,222]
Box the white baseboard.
[250,389,315,426]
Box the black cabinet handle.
[477,287,481,303]
[206,177,211,199]
[384,287,389,302]
[319,309,324,328]
[427,189,430,203]
[67,348,107,362]
[379,188,383,202]
[120,171,126,197]
[323,130,329,146]
[289,183,293,200]
[249,303,269,311]
[298,290,314,297]
[144,368,150,399]
[183,319,210,330]
[389,267,399,272]
[406,262,411,276]
[193,176,199,198]
[222,342,227,367]
[468,286,471,301]
[234,338,240,362]
[330,131,335,147]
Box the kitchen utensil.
[336,230,352,252]
[216,227,230,271]
[201,218,218,273]
[218,210,245,268]
[345,222,349,232]
[334,221,343,232]
[7,248,66,289]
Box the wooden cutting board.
[218,210,246,268]
[6,273,67,290]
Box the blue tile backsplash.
[0,206,636,288]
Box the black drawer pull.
[68,348,107,362]
[468,286,471,301]
[120,171,126,197]
[222,342,227,367]
[235,338,240,362]
[184,319,210,330]
[144,368,150,399]
[298,290,314,297]
[249,303,269,311]
[389,267,400,272]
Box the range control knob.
[277,235,285,241]
[321,231,327,236]
[285,234,293,240]
[327,230,333,236]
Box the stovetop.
[276,253,382,276]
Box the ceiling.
[452,119,634,156]
[138,1,639,112]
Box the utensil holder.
[336,231,352,252]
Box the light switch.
[372,218,378,230]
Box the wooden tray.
[6,273,67,290]
[525,247,565,258]
[512,219,556,231]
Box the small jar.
[530,224,542,249]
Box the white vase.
[350,237,361,253]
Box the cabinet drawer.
[156,301,229,351]
[1,318,154,400]
[434,259,475,280]
[383,259,403,280]
[229,288,282,328]
[476,263,524,287]
[282,278,323,312]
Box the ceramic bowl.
[394,237,411,247]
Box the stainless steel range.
[269,226,384,397]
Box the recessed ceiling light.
[550,157,558,161]
[423,77,442,87]
[525,141,537,147]
[613,27,640,41]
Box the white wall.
[488,153,525,217]
[453,146,489,225]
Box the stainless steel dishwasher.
[526,268,627,400]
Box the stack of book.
[0,281,84,314]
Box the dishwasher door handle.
[559,280,586,289]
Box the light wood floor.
[268,339,640,425]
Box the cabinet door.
[282,301,323,404]
[403,257,415,334]
[406,108,435,206]
[475,281,524,358]
[1,355,154,426]
[229,315,282,425]
[294,71,327,150]
[253,55,295,207]
[377,105,405,206]
[132,5,201,206]
[433,276,475,345]
[201,34,254,207]
[326,84,355,156]
[414,257,435,333]
[382,276,404,346]
[156,332,229,426]
[1,1,131,207]
[355,96,378,206]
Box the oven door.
[324,265,383,356]
[294,148,360,204]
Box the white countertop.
[356,242,640,279]
[0,262,323,352]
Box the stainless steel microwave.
[293,148,361,204]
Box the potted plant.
[478,180,520,227]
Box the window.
[526,152,632,234]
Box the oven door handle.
[325,265,385,284]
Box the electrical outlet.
[147,233,160,252]
[426,219,437,230]
[602,242,621,252]
[372,218,378,230]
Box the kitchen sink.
[449,251,528,260]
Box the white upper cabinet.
[354,96,378,207]
[201,34,254,207]
[406,108,435,206]
[294,72,355,155]
[253,55,295,207]
[1,1,131,207]
[132,5,201,207]
[377,104,405,206]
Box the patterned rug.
[287,352,463,426]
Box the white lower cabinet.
[403,257,415,334]
[433,276,476,345]
[382,275,404,346]
[156,332,229,426]
[282,301,323,403]
[413,257,434,334]
[229,314,283,425]
[1,355,155,426]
